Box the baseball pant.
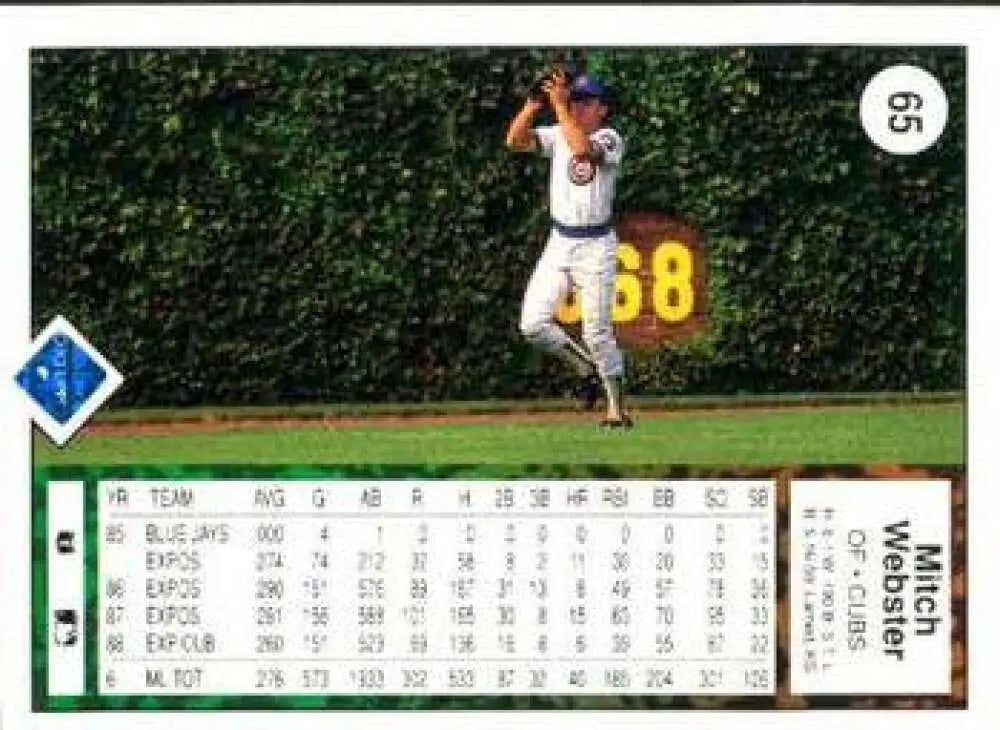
[519,230,624,379]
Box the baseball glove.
[529,68,575,104]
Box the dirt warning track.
[83,402,959,437]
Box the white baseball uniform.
[519,124,625,379]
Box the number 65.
[888,90,924,133]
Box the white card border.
[2,4,996,730]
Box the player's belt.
[551,219,613,238]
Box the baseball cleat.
[599,414,634,431]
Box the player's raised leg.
[576,236,631,427]
[519,237,599,404]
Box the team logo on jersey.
[568,154,596,185]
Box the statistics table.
[97,479,776,695]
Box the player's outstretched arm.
[505,98,545,152]
[543,71,591,158]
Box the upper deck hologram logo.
[14,315,123,446]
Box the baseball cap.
[569,74,611,101]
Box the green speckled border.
[31,464,965,711]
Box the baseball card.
[0,3,995,730]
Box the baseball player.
[505,70,632,429]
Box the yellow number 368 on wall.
[555,213,708,348]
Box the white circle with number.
[860,64,948,155]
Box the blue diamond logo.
[16,334,106,425]
[13,316,123,446]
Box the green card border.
[31,463,965,711]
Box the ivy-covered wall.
[31,47,965,405]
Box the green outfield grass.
[35,401,964,465]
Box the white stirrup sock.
[599,371,625,420]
